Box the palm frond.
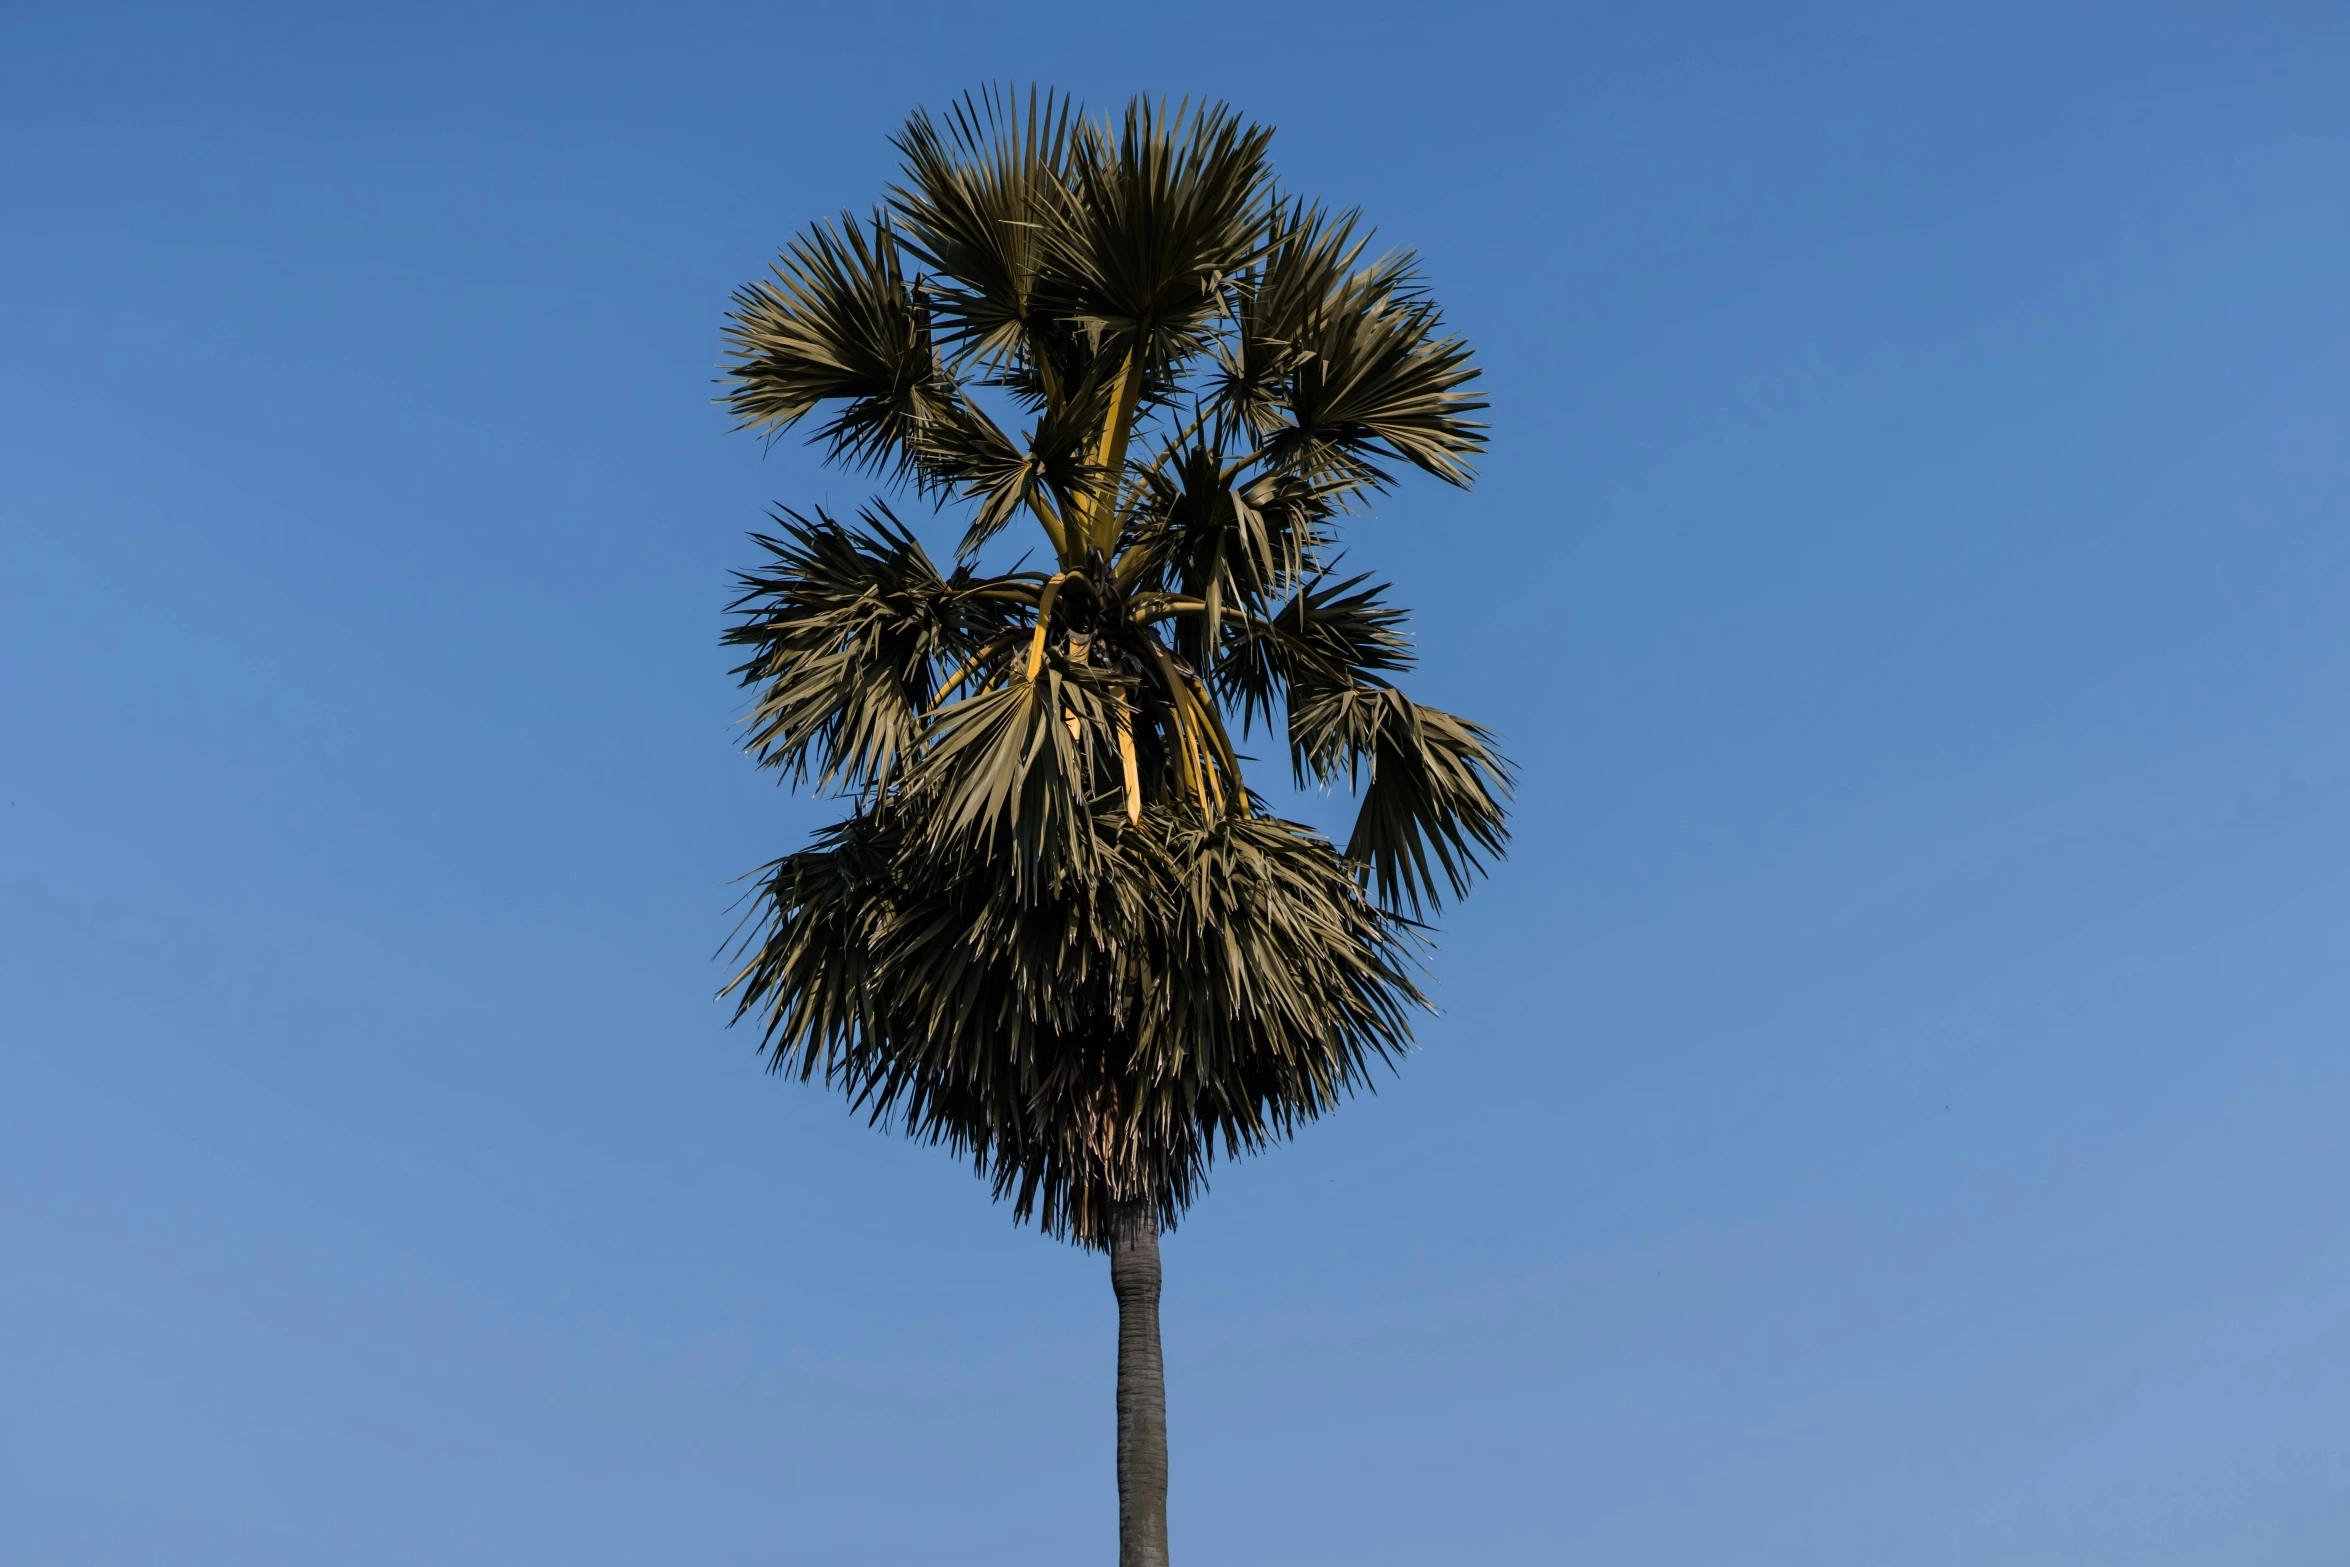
[1259,270,1485,492]
[1214,201,1487,499]
[1052,98,1276,374]
[903,656,1127,895]
[1211,199,1374,444]
[1210,572,1412,735]
[722,211,959,484]
[1289,683,1512,915]
[916,371,1116,560]
[725,803,1423,1246]
[889,85,1081,374]
[724,813,892,1081]
[724,505,1018,792]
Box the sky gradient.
[6,4,2349,1563]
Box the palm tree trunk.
[1109,1197,1170,1567]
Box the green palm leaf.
[724,505,1020,792]
[721,211,954,484]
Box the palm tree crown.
[720,88,1511,1250]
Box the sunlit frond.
[1289,681,1512,916]
[1213,572,1414,734]
[890,85,1080,372]
[904,657,1126,895]
[722,211,955,483]
[1259,265,1485,492]
[1052,98,1275,373]
[724,506,1018,792]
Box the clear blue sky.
[5,4,2347,1562]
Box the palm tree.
[718,88,1509,1567]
